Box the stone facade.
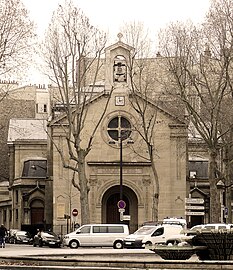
[49,40,188,234]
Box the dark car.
[33,231,62,248]
[9,231,33,244]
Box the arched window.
[107,116,131,142]
[113,55,127,82]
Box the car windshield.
[17,231,29,236]
[133,226,156,235]
[42,231,56,237]
[190,226,202,231]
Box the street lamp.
[118,133,134,201]
[216,179,233,223]
[109,131,133,215]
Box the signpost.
[185,197,205,217]
[117,200,127,221]
[117,200,126,209]
[72,208,78,217]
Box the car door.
[150,227,165,244]
[75,225,92,246]
[92,225,108,246]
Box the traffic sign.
[185,211,205,216]
[122,215,131,221]
[185,198,204,204]
[117,200,126,209]
[72,208,78,217]
[185,205,205,210]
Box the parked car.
[123,224,183,248]
[8,230,33,244]
[165,223,233,245]
[63,224,129,249]
[33,231,62,248]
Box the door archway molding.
[96,179,144,206]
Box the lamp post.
[119,135,123,201]
[216,179,233,223]
[118,132,134,201]
[109,131,133,220]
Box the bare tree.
[0,0,35,80]
[42,0,109,224]
[157,0,233,223]
[120,22,162,222]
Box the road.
[0,243,155,257]
[0,244,232,270]
[0,243,167,269]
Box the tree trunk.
[225,127,233,223]
[209,149,221,223]
[78,149,90,225]
[151,156,159,222]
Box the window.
[9,210,12,222]
[152,227,164,236]
[16,190,19,204]
[107,116,131,142]
[189,161,208,179]
[93,226,108,233]
[79,226,91,234]
[36,103,47,113]
[108,226,124,233]
[22,160,47,178]
[3,210,6,222]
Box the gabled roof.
[48,90,109,126]
[132,91,186,125]
[49,89,186,127]
[22,183,45,198]
[190,185,209,197]
[105,40,134,53]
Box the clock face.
[115,96,125,106]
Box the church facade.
[49,39,188,233]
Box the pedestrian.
[0,224,7,248]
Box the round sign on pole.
[72,208,78,217]
[117,200,126,209]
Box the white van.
[165,223,233,245]
[123,224,183,248]
[63,224,129,249]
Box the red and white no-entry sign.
[72,208,78,217]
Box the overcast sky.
[21,0,211,84]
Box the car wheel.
[167,240,180,245]
[69,240,79,249]
[113,240,123,249]
[145,241,152,249]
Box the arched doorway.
[102,185,138,233]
